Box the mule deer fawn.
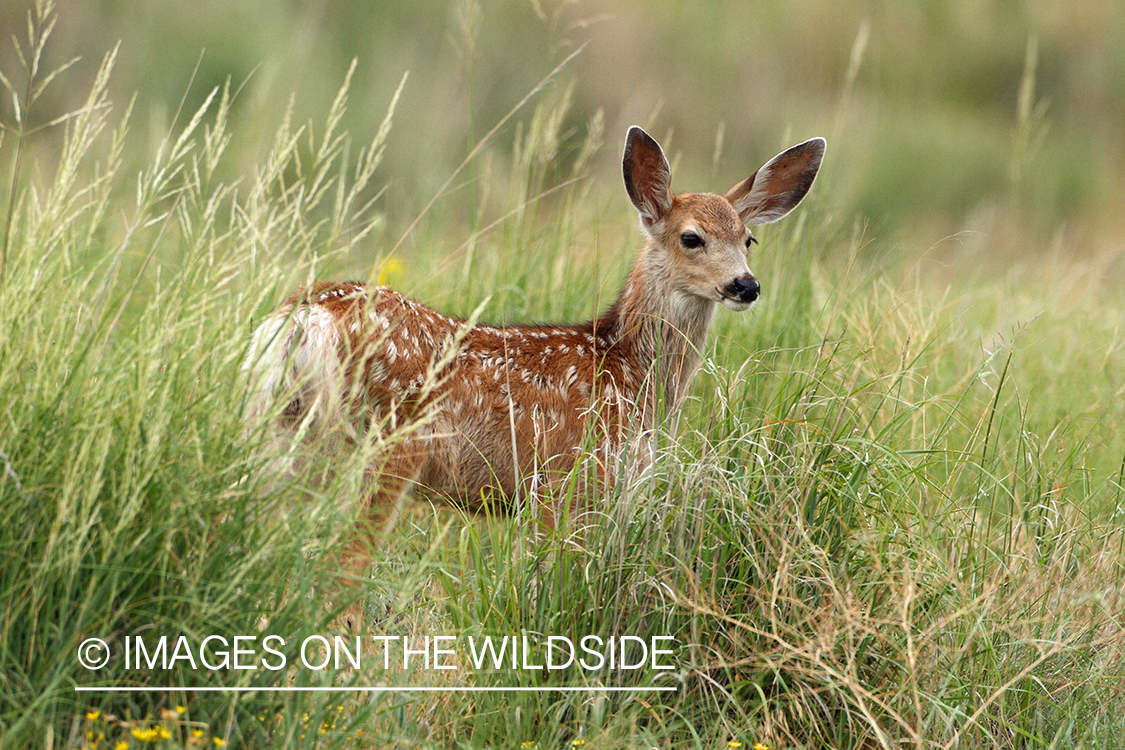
[247,127,824,525]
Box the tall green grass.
[1,4,1123,748]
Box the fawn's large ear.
[623,126,673,228]
[725,137,825,226]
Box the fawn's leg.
[334,440,429,632]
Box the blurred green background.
[3,0,1124,268]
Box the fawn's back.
[247,126,824,516]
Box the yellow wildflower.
[753,744,770,750]
[376,256,404,287]
[131,725,163,742]
[192,729,204,738]
[213,739,227,748]
[728,743,742,749]
[85,710,101,721]
[176,705,186,714]
[115,743,129,750]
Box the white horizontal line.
[75,686,677,693]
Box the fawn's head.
[623,126,824,311]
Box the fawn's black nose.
[731,275,760,302]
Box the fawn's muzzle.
[727,275,760,303]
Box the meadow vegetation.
[1,1,1123,748]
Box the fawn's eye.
[745,235,758,249]
[680,232,704,249]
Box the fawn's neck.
[596,245,717,422]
